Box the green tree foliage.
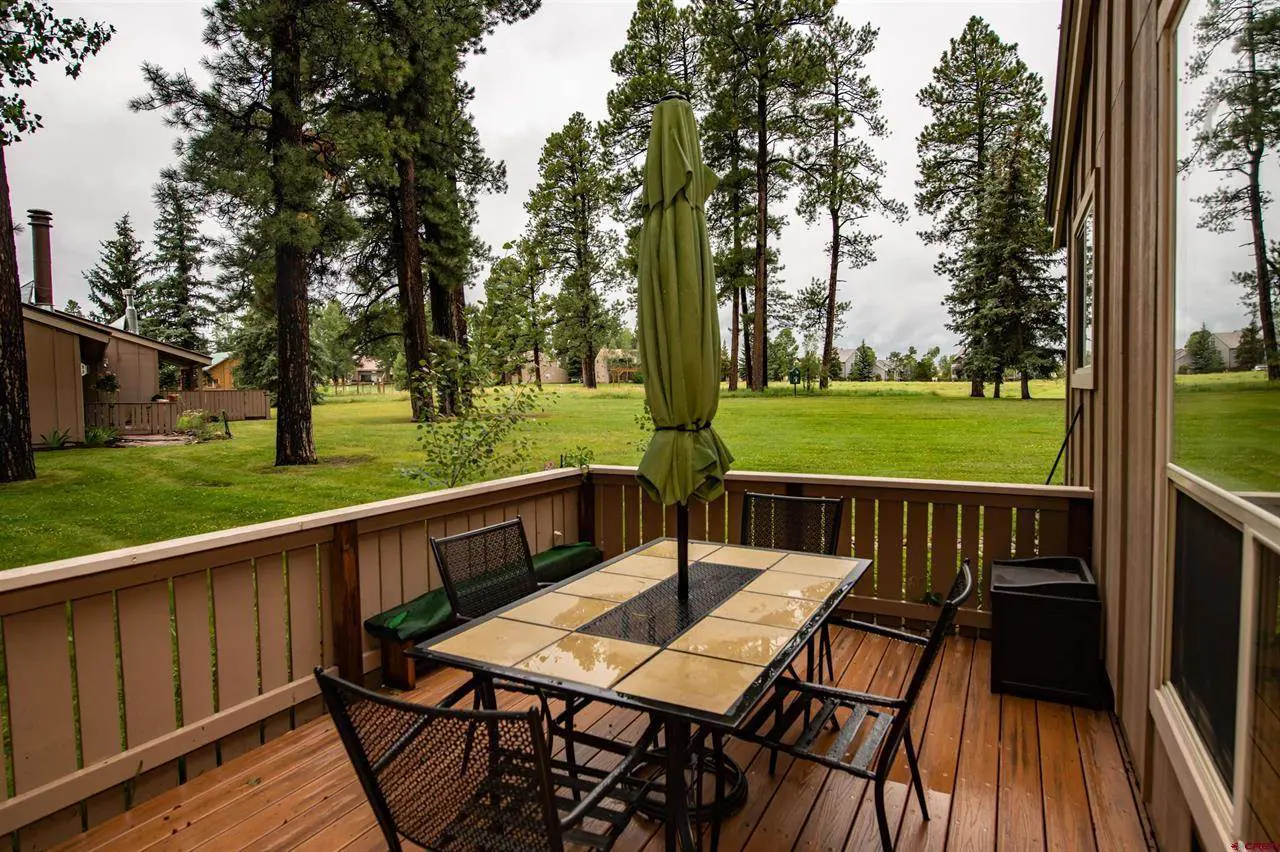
[62,299,83,317]
[1185,323,1228,373]
[795,17,905,388]
[912,346,941,381]
[149,169,212,364]
[1183,0,1280,379]
[851,339,876,381]
[312,300,355,386]
[915,16,1047,396]
[774,279,850,354]
[228,305,332,403]
[952,132,1064,399]
[698,0,834,390]
[768,327,799,381]
[1237,316,1266,370]
[0,2,111,483]
[527,112,621,389]
[83,213,153,326]
[476,238,552,385]
[135,0,366,465]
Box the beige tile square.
[502,593,617,630]
[558,571,660,603]
[639,539,722,561]
[668,617,797,666]
[430,619,567,667]
[711,591,819,629]
[771,552,861,580]
[615,650,762,715]
[704,545,784,570]
[515,634,658,688]
[601,554,679,580]
[744,570,841,602]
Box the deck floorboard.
[50,634,1152,852]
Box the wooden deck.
[51,630,1153,852]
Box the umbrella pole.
[677,501,689,601]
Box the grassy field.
[1173,372,1280,494]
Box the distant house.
[514,349,638,385]
[203,352,240,388]
[835,348,890,381]
[516,353,570,385]
[353,357,385,384]
[1173,329,1246,371]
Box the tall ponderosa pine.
[1183,0,1280,379]
[136,0,361,465]
[150,169,212,373]
[84,213,152,326]
[915,16,1046,396]
[698,0,833,390]
[478,237,552,386]
[953,134,1063,399]
[0,2,111,482]
[795,17,905,388]
[527,112,621,389]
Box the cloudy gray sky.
[11,0,1063,355]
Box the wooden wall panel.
[24,321,86,444]
[3,605,77,792]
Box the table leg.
[664,715,697,851]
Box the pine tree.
[915,16,1046,396]
[150,169,212,376]
[852,339,876,381]
[136,0,364,465]
[477,237,552,386]
[0,2,111,482]
[527,113,621,389]
[62,299,84,316]
[795,16,905,388]
[1185,323,1228,373]
[1237,315,1266,370]
[84,213,152,326]
[698,0,833,390]
[768,327,799,382]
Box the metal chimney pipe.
[123,288,138,333]
[27,209,53,307]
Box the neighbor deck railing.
[84,402,181,435]
[0,465,1089,847]
[173,389,270,420]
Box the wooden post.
[330,521,363,682]
[579,472,596,547]
[1068,497,1093,565]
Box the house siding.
[23,319,85,445]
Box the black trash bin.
[990,556,1111,709]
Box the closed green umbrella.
[635,95,733,600]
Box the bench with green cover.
[365,541,603,687]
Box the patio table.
[410,537,870,851]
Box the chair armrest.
[559,720,661,830]
[826,615,928,646]
[776,676,906,709]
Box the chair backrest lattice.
[741,492,844,556]
[432,518,539,620]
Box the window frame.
[1070,177,1097,389]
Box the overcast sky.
[10,0,1064,356]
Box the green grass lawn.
[0,379,1074,569]
[1173,371,1280,494]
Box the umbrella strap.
[654,422,713,433]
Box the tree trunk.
[427,267,456,416]
[740,290,753,389]
[0,146,34,482]
[1247,153,1280,380]
[1021,372,1031,399]
[729,281,740,391]
[969,376,984,398]
[752,88,769,390]
[394,157,433,422]
[822,208,839,391]
[992,368,1003,399]
[450,283,471,407]
[582,345,598,389]
[533,341,543,390]
[269,5,316,466]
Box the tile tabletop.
[711,590,821,629]
[667,616,797,666]
[639,539,722,561]
[599,553,680,580]
[502,592,618,630]
[515,634,659,688]
[614,649,764,715]
[430,618,567,667]
[558,571,661,603]
[743,570,841,602]
[771,552,861,579]
[707,545,787,570]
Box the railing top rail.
[0,467,583,593]
[587,465,1094,500]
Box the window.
[1073,206,1095,373]
[1247,543,1280,839]
[1170,491,1243,788]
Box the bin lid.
[990,556,1097,599]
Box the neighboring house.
[203,352,240,388]
[516,353,570,385]
[352,357,384,384]
[1172,329,1244,371]
[835,348,891,381]
[514,349,638,385]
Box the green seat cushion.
[533,542,604,584]
[364,587,454,643]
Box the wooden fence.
[588,466,1094,630]
[174,390,270,421]
[84,402,180,435]
[0,468,583,849]
[0,465,1089,847]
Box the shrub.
[83,425,120,447]
[93,371,120,394]
[176,409,218,442]
[40,428,72,449]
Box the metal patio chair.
[315,669,661,852]
[733,560,974,852]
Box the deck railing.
[84,401,181,435]
[588,466,1093,629]
[173,389,270,420]
[0,465,1089,847]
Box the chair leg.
[875,777,894,852]
[821,624,834,683]
[565,701,581,802]
[711,731,724,852]
[904,724,929,820]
